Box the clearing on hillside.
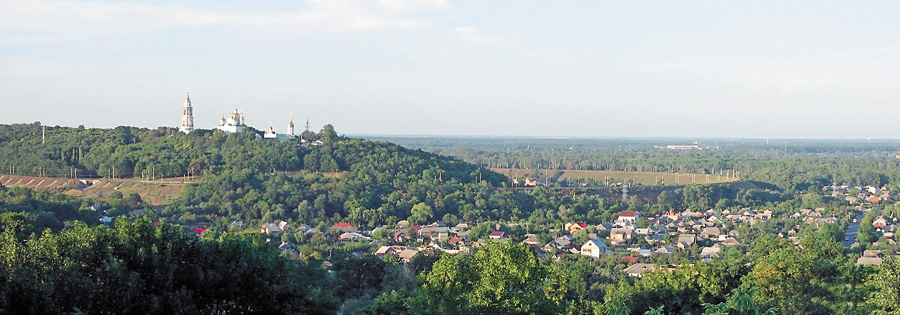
[0,174,186,206]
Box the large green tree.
[415,241,561,314]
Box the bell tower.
[179,91,194,134]
[287,114,295,136]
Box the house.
[609,228,634,245]
[489,231,506,240]
[522,234,542,246]
[622,263,657,278]
[524,178,547,186]
[278,242,298,255]
[721,237,742,248]
[629,247,651,257]
[554,235,576,249]
[332,222,358,233]
[278,221,291,231]
[398,248,420,263]
[857,257,883,265]
[375,246,398,258]
[700,245,721,260]
[418,226,451,239]
[622,256,639,264]
[261,223,281,235]
[655,245,676,255]
[868,196,882,204]
[677,234,697,246]
[450,223,469,233]
[874,216,889,228]
[580,239,610,258]
[565,222,588,234]
[339,232,370,241]
[701,227,721,238]
[863,250,882,258]
[617,211,640,226]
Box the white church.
[178,92,298,141]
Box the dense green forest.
[4,124,900,314]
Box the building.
[666,144,701,150]
[616,211,640,226]
[179,92,194,134]
[217,108,246,133]
[622,263,657,278]
[580,239,610,258]
[263,114,299,142]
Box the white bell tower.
[179,91,194,134]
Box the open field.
[0,174,186,206]
[490,168,739,186]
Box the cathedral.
[217,108,246,133]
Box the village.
[256,182,900,278]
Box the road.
[843,213,864,248]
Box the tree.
[870,259,900,314]
[416,242,561,314]
[319,124,338,143]
[409,202,434,226]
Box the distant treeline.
[369,136,900,190]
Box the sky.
[1,0,899,139]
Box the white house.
[616,211,640,226]
[580,239,610,258]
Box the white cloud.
[378,0,449,11]
[12,61,90,77]
[453,26,507,44]
[0,0,442,44]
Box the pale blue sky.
[1,1,899,138]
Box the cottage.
[677,234,697,246]
[700,245,721,259]
[617,211,640,226]
[554,235,576,249]
[874,216,889,228]
[489,231,506,240]
[522,234,542,246]
[261,223,281,235]
[701,227,721,238]
[565,222,588,234]
[655,245,676,255]
[622,263,657,278]
[609,228,634,245]
[580,239,610,258]
[339,232,370,241]
[721,237,742,248]
[332,222,358,233]
[375,246,397,258]
[857,257,883,265]
[398,248,420,263]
